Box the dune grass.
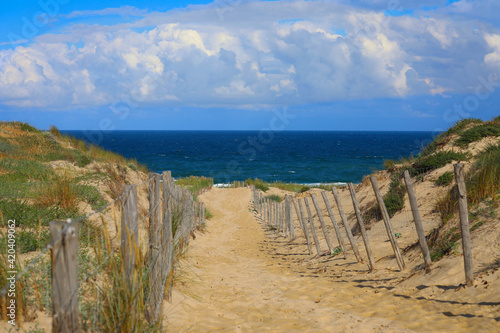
[176,176,214,194]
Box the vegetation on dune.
[265,194,283,203]
[454,123,500,148]
[409,150,469,176]
[176,175,213,194]
[435,171,454,186]
[363,172,406,222]
[245,178,270,192]
[377,116,500,262]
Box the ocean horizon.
[63,130,434,184]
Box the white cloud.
[0,0,497,110]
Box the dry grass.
[34,173,78,210]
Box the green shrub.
[455,124,500,148]
[18,121,39,133]
[245,178,270,192]
[255,183,270,192]
[411,151,468,176]
[299,186,310,193]
[49,125,62,137]
[383,159,396,171]
[266,194,283,203]
[436,171,454,186]
[467,143,500,205]
[384,174,406,217]
[446,118,483,136]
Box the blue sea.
[63,131,434,184]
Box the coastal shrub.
[0,199,79,229]
[75,184,107,210]
[266,194,283,203]
[362,173,406,222]
[0,158,53,182]
[421,118,483,157]
[176,175,214,194]
[435,171,454,186]
[205,207,214,220]
[34,173,78,210]
[411,151,468,176]
[383,159,396,171]
[384,174,406,217]
[467,143,500,205]
[454,124,500,148]
[299,186,310,193]
[446,118,483,136]
[49,125,62,137]
[435,188,459,223]
[428,226,462,261]
[245,178,270,192]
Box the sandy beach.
[164,187,500,332]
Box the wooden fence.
[11,171,210,332]
[251,163,474,286]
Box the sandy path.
[164,188,496,332]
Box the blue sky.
[0,0,499,131]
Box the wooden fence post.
[370,176,405,271]
[320,191,347,258]
[121,185,139,285]
[147,173,163,322]
[403,170,432,272]
[331,187,363,263]
[454,163,474,287]
[293,197,312,254]
[310,194,334,254]
[162,171,175,302]
[200,202,205,227]
[303,197,323,256]
[348,183,375,271]
[50,221,79,333]
[285,195,295,240]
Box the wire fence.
[0,171,211,332]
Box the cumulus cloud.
[0,0,497,110]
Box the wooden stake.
[147,173,163,322]
[403,170,432,272]
[303,197,323,256]
[370,176,405,271]
[162,171,174,302]
[286,195,296,240]
[321,191,347,258]
[50,221,79,333]
[310,193,334,254]
[293,197,312,254]
[331,187,363,263]
[348,183,375,271]
[454,163,474,287]
[121,185,139,285]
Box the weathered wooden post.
[348,183,375,271]
[285,195,295,240]
[331,187,363,263]
[310,194,334,254]
[454,163,474,287]
[162,171,175,302]
[293,197,312,254]
[147,173,163,322]
[370,176,405,270]
[403,170,432,272]
[200,202,205,227]
[303,197,323,256]
[320,191,347,258]
[50,221,79,333]
[121,185,139,285]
